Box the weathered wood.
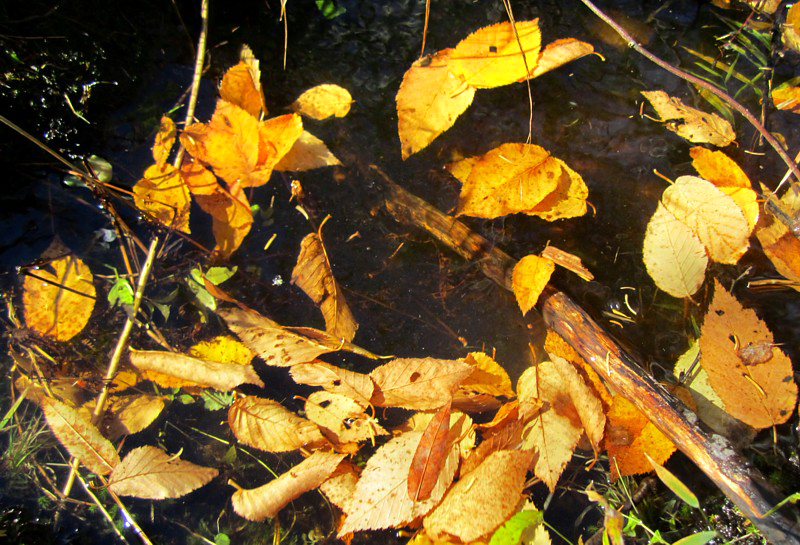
[366,163,800,545]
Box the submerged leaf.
[291,84,352,120]
[219,45,267,119]
[512,255,555,315]
[109,446,217,499]
[641,90,735,146]
[133,164,191,233]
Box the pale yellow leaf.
[641,90,735,146]
[85,394,165,441]
[109,445,217,499]
[290,362,374,406]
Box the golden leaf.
[193,181,253,259]
[449,20,541,89]
[275,130,341,171]
[755,188,800,290]
[84,394,165,441]
[397,49,476,160]
[129,349,264,391]
[771,85,800,114]
[529,38,595,79]
[291,84,353,120]
[782,3,800,53]
[152,116,176,168]
[228,396,326,452]
[133,164,191,233]
[641,90,735,147]
[689,147,751,189]
[109,446,217,499]
[460,352,515,398]
[370,357,474,410]
[256,113,304,176]
[219,44,267,119]
[512,254,555,315]
[290,362,374,405]
[188,335,255,366]
[305,391,387,445]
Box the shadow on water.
[1,0,799,543]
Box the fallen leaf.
[409,402,452,502]
[228,396,326,452]
[42,397,119,475]
[544,331,611,409]
[86,394,165,441]
[180,158,220,196]
[370,357,474,410]
[256,113,304,175]
[689,147,751,189]
[771,85,800,114]
[129,349,264,391]
[231,451,345,521]
[290,362,374,405]
[292,232,358,342]
[193,179,253,259]
[219,45,267,119]
[488,508,543,545]
[698,280,798,429]
[755,187,800,289]
[152,116,176,168]
[529,38,595,79]
[23,243,96,342]
[449,20,542,89]
[133,164,192,233]
[304,391,387,445]
[512,255,555,315]
[291,84,352,120]
[424,450,534,543]
[540,245,594,281]
[460,352,515,398]
[783,3,800,53]
[397,48,476,159]
[275,130,341,171]
[319,462,360,514]
[188,335,255,366]
[109,445,217,499]
[642,201,708,298]
[525,159,589,221]
[462,417,525,476]
[641,90,735,146]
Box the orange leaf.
[771,85,800,113]
[460,352,515,398]
[755,189,800,290]
[180,158,219,196]
[219,45,267,119]
[152,116,176,168]
[275,130,341,171]
[689,147,751,189]
[256,113,303,177]
[291,84,352,120]
[512,254,555,315]
[408,402,452,502]
[529,38,595,79]
[194,181,253,259]
[370,357,474,410]
[133,164,191,233]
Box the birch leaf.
[109,446,217,499]
[228,396,326,452]
[219,44,267,119]
[641,90,735,146]
[512,255,555,315]
[370,357,474,410]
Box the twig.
[76,473,133,545]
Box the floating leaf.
[133,164,191,233]
[544,330,612,409]
[23,243,96,342]
[86,394,165,441]
[755,188,800,290]
[152,116,176,168]
[291,84,352,120]
[488,509,543,545]
[305,391,387,445]
[689,147,751,189]
[219,45,267,119]
[275,130,341,171]
[290,362,374,405]
[408,402,452,502]
[512,255,555,315]
[783,3,800,53]
[460,352,515,398]
[129,349,264,391]
[397,49,476,159]
[449,20,541,89]
[641,90,735,147]
[529,38,595,79]
[42,397,119,475]
[319,462,359,514]
[256,113,304,176]
[189,335,255,366]
[698,280,798,429]
[370,357,474,410]
[292,232,358,341]
[424,450,534,543]
[642,201,708,298]
[231,451,345,521]
[192,179,253,259]
[109,446,217,499]
[771,85,800,114]
[228,396,326,452]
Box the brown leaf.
[291,84,352,120]
[424,450,534,543]
[641,90,735,146]
[698,280,798,429]
[42,397,120,475]
[109,446,217,499]
[228,396,326,452]
[133,164,191,233]
[219,45,267,119]
[231,451,345,521]
[129,349,264,391]
[408,402,452,502]
[462,417,525,476]
[370,357,474,410]
[396,48,476,160]
[290,362,374,406]
[292,232,358,342]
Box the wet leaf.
[290,362,374,405]
[370,357,474,410]
[673,531,718,545]
[231,451,345,521]
[319,462,359,514]
[152,116,176,168]
[304,391,387,445]
[488,509,543,545]
[512,254,555,315]
[256,113,304,175]
[755,188,800,290]
[23,243,96,342]
[42,397,119,475]
[228,396,326,452]
[461,352,515,398]
[641,90,735,146]
[642,201,708,298]
[544,330,612,409]
[109,445,217,499]
[529,38,595,79]
[424,450,534,543]
[291,84,352,120]
[698,280,798,429]
[133,164,192,233]
[188,335,255,365]
[275,130,341,171]
[219,45,267,119]
[192,180,253,259]
[87,394,165,441]
[645,452,699,508]
[129,349,264,391]
[783,3,800,53]
[771,85,800,114]
[689,147,751,189]
[449,20,541,89]
[540,245,594,281]
[397,49,476,160]
[291,232,358,342]
[408,402,451,502]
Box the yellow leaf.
[771,85,800,114]
[689,147,751,189]
[23,242,96,341]
[461,352,515,398]
[129,349,264,391]
[228,396,326,452]
[642,201,708,298]
[529,38,595,79]
[291,83,352,120]
[193,181,253,259]
[397,49,476,160]
[449,21,541,89]
[512,255,555,314]
[219,45,267,119]
[180,158,220,196]
[291,232,358,342]
[152,116,176,168]
[370,357,474,410]
[526,161,589,220]
[782,3,800,53]
[274,130,341,171]
[109,446,217,499]
[188,335,255,366]
[231,451,345,521]
[84,394,165,441]
[698,280,798,429]
[641,90,735,146]
[256,113,304,177]
[544,330,612,409]
[133,164,191,233]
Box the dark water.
[1,0,799,543]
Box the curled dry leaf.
[291,232,358,342]
[23,244,96,342]
[424,449,534,543]
[133,164,191,233]
[641,90,735,147]
[449,20,541,89]
[109,445,217,499]
[219,44,267,119]
[370,357,474,410]
[397,48,476,160]
[698,280,798,429]
[512,255,555,315]
[291,84,352,120]
[231,451,345,521]
[275,130,341,171]
[129,349,264,391]
[42,397,120,476]
[228,396,325,452]
[290,362,374,406]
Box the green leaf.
[214,533,231,545]
[645,453,699,509]
[672,531,717,545]
[108,276,134,307]
[489,510,543,545]
[315,0,346,19]
[203,266,237,285]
